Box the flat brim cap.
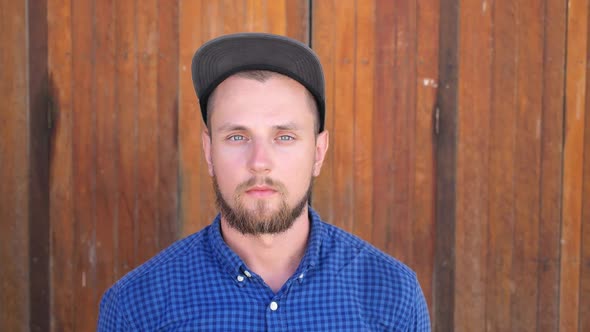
[191,33,326,132]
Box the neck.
[220,206,311,293]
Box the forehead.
[209,74,316,130]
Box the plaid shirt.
[98,208,431,331]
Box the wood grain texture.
[372,0,396,256]
[455,0,492,330]
[332,0,355,232]
[136,0,160,264]
[433,0,459,330]
[353,0,375,244]
[71,0,97,329]
[27,0,50,330]
[157,0,180,248]
[114,0,138,279]
[94,0,117,313]
[560,0,588,330]
[510,0,544,330]
[485,2,518,330]
[179,0,204,236]
[414,0,438,313]
[311,0,335,221]
[0,0,30,330]
[537,0,566,330]
[580,34,590,329]
[48,0,75,330]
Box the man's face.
[202,74,328,235]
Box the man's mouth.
[245,186,277,198]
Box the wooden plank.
[414,0,439,313]
[536,0,566,329]
[353,0,375,243]
[222,0,245,34]
[48,0,75,330]
[71,0,97,329]
[246,0,266,31]
[27,0,50,330]
[455,0,492,330]
[372,0,396,253]
[198,1,219,230]
[383,0,416,263]
[485,1,517,330]
[115,0,138,277]
[510,0,544,330]
[285,0,308,42]
[433,0,459,330]
[579,36,590,330]
[559,0,588,330]
[94,0,117,310]
[267,0,287,35]
[179,0,204,236]
[332,0,356,232]
[0,0,30,330]
[136,0,160,264]
[311,0,335,220]
[157,0,180,248]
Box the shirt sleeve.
[410,279,431,332]
[97,285,133,331]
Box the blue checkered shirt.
[98,208,431,331]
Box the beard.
[213,175,312,235]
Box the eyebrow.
[216,122,301,132]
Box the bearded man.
[98,33,431,331]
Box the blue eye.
[277,135,294,141]
[228,135,246,141]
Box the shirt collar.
[207,206,325,279]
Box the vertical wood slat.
[560,0,589,331]
[372,0,396,257]
[332,0,355,232]
[27,0,50,330]
[486,1,518,330]
[455,0,492,331]
[353,0,375,244]
[510,0,544,329]
[536,0,566,330]
[114,0,138,280]
[136,0,160,264]
[94,0,116,314]
[71,0,97,330]
[179,0,204,236]
[579,31,590,329]
[311,0,335,222]
[48,0,75,330]
[414,0,439,312]
[0,0,30,331]
[157,0,180,248]
[433,0,459,330]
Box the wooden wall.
[0,0,589,331]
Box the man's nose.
[247,139,272,174]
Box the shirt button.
[237,275,245,282]
[269,301,278,311]
[244,270,252,278]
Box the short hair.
[206,70,320,134]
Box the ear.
[201,129,215,177]
[312,130,329,177]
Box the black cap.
[191,33,326,132]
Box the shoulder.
[98,226,212,330]
[320,222,429,330]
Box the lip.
[245,186,277,197]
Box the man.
[98,33,430,331]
